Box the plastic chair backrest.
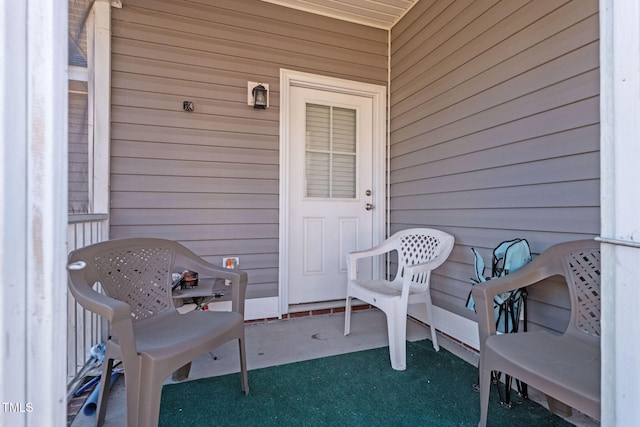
[396,229,455,290]
[92,245,176,320]
[565,249,601,337]
[73,239,179,322]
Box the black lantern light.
[252,84,268,109]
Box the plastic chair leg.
[386,309,407,371]
[478,362,492,427]
[137,367,165,427]
[423,296,439,352]
[123,367,141,427]
[344,296,353,336]
[238,337,249,395]
[96,358,113,427]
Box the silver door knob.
[365,203,373,211]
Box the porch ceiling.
[259,0,419,29]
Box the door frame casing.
[279,69,387,316]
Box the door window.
[305,103,356,199]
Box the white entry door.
[287,86,375,304]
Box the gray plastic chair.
[344,228,455,370]
[472,239,601,426]
[67,238,249,427]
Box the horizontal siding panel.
[112,159,276,181]
[111,106,278,136]
[391,0,599,330]
[391,0,524,82]
[109,229,278,252]
[69,87,89,213]
[391,152,600,196]
[112,39,385,86]
[391,96,599,161]
[111,175,278,194]
[111,224,277,241]
[391,0,467,61]
[392,180,600,210]
[392,40,599,133]
[110,208,278,226]
[440,228,596,256]
[110,93,280,132]
[115,7,386,68]
[182,238,278,257]
[111,0,387,300]
[245,283,279,299]
[111,192,278,210]
[391,125,599,183]
[392,68,599,148]
[184,240,278,260]
[135,0,387,45]
[113,39,281,81]
[111,75,269,109]
[112,123,277,151]
[111,144,277,166]
[112,56,264,100]
[392,76,599,157]
[391,207,599,234]
[392,12,599,131]
[392,1,596,106]
[392,0,564,92]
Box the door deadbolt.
[365,189,372,196]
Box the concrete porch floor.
[69,309,597,427]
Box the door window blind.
[305,103,356,198]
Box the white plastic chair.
[344,228,455,370]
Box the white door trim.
[279,69,387,316]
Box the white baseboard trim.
[207,296,280,321]
[408,303,479,351]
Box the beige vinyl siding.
[68,0,90,213]
[109,0,387,299]
[390,0,600,331]
[68,80,90,213]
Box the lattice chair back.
[89,244,177,320]
[396,229,453,292]
[565,248,601,338]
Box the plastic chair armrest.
[67,266,132,322]
[348,239,394,261]
[347,240,396,280]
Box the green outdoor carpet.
[159,340,571,426]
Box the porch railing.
[66,213,109,391]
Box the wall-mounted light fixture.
[248,82,269,109]
[183,100,194,112]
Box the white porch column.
[600,0,640,425]
[0,0,68,425]
[91,0,114,231]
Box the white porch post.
[0,0,68,425]
[600,0,640,425]
[91,0,113,231]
